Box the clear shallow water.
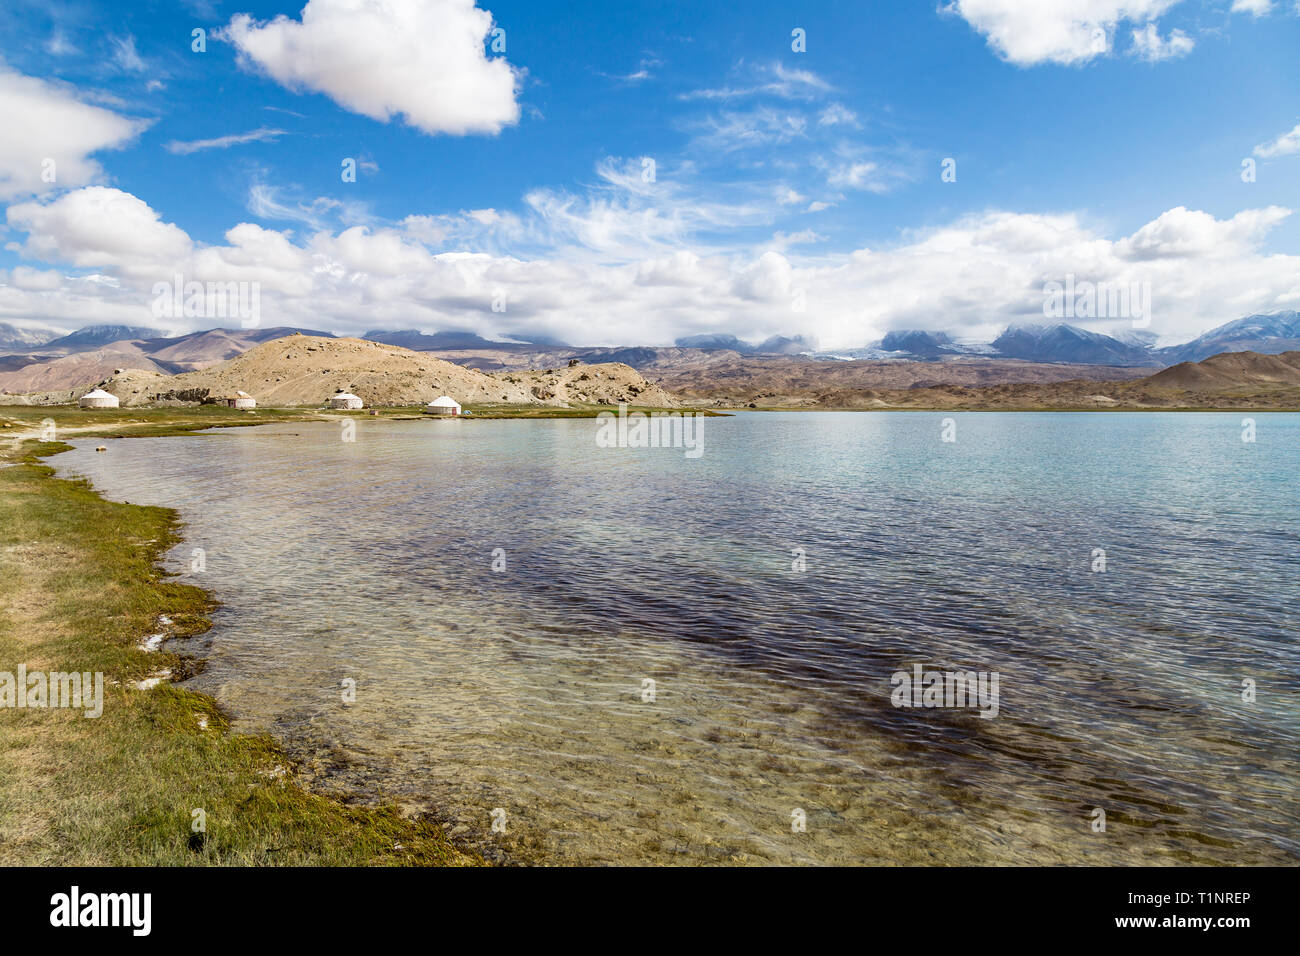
[56,412,1300,865]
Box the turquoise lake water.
[56,412,1300,864]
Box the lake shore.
[5,406,1295,865]
[0,412,488,865]
[0,401,703,865]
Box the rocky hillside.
[1,334,678,408]
[741,349,1300,410]
[1142,350,1300,390]
[655,355,1149,406]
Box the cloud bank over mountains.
[4,180,1297,349]
[1,0,1298,349]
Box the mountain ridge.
[4,310,1300,395]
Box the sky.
[0,0,1298,349]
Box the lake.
[55,411,1300,864]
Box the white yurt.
[330,391,364,409]
[79,388,119,409]
[424,395,462,416]
[227,390,257,409]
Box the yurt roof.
[82,388,115,398]
[332,392,361,400]
[428,395,460,407]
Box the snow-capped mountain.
[1155,311,1300,365]
[0,322,58,352]
[990,324,1159,366]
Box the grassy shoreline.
[3,401,1294,864]
[0,417,483,866]
[0,401,701,865]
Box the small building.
[330,391,364,410]
[227,391,257,409]
[424,395,462,416]
[79,388,119,409]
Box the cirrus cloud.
[1254,123,1300,159]
[166,127,288,155]
[1129,22,1195,61]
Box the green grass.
[0,434,480,866]
[0,404,319,440]
[0,402,721,436]
[0,399,716,865]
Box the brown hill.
[0,325,1169,401]
[1141,350,1300,390]
[144,328,283,371]
[148,335,533,406]
[657,355,1148,406]
[0,326,338,393]
[0,345,173,395]
[0,334,678,408]
[690,349,1300,410]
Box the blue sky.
[1,0,1298,348]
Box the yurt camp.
[227,391,256,409]
[330,390,364,409]
[424,395,462,416]
[78,388,119,409]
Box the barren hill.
[656,355,1149,406]
[695,349,1300,410]
[0,326,337,393]
[1,334,679,408]
[144,328,308,371]
[151,335,535,406]
[0,345,173,394]
[1142,350,1300,390]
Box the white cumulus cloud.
[6,187,193,276]
[945,0,1183,66]
[1116,205,1289,258]
[0,70,149,200]
[223,0,520,136]
[3,185,1298,351]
